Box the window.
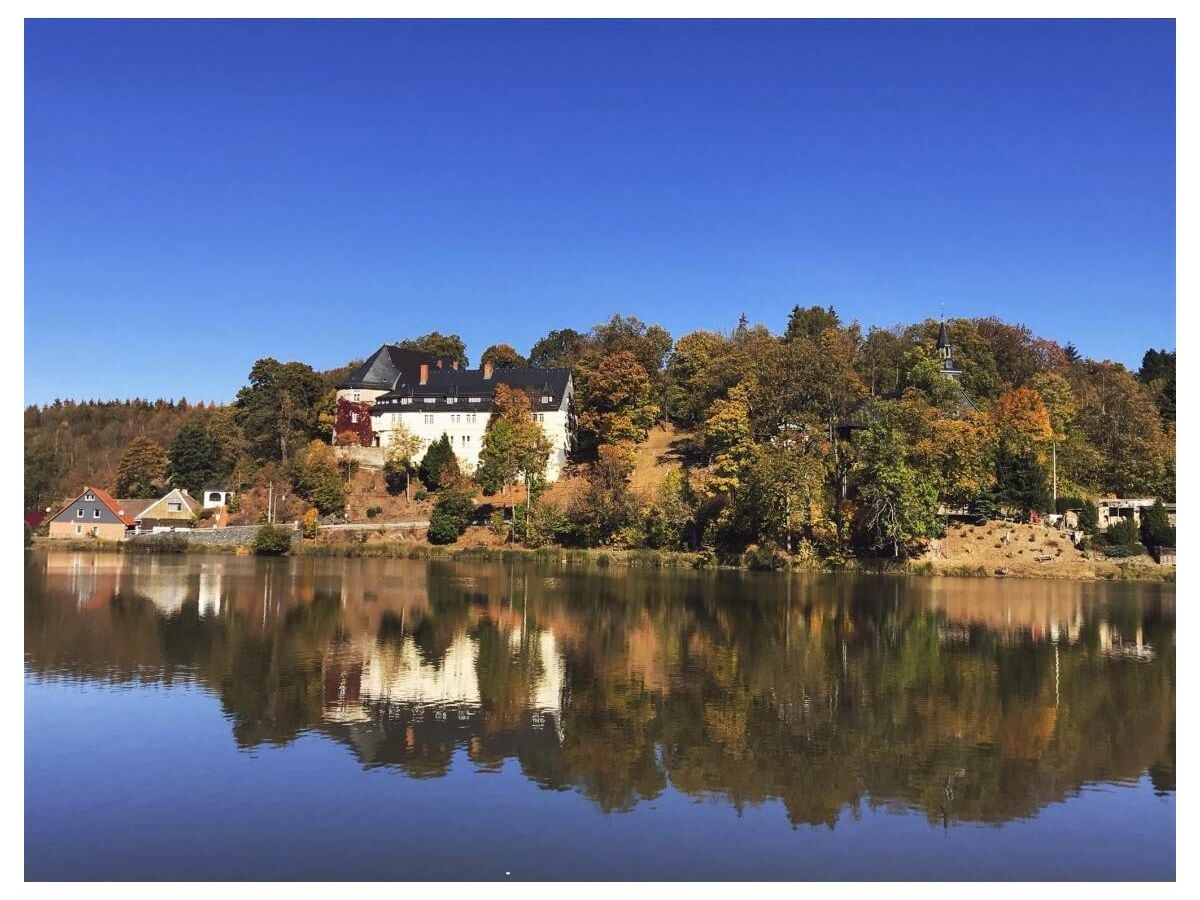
[391,413,398,425]
[208,492,222,502]
[352,391,361,402]
[94,509,101,518]
[449,435,455,445]
[466,413,477,424]
[168,502,182,512]
[450,414,460,423]
[468,397,481,403]
[401,398,412,405]
[424,397,436,404]
[350,412,359,424]
[463,435,471,444]
[83,491,95,501]
[76,508,85,518]
[542,396,553,403]
[424,414,434,424]
[76,525,82,535]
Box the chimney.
[419,363,429,385]
[483,361,494,380]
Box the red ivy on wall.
[334,398,374,446]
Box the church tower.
[936,319,963,382]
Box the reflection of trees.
[25,553,1175,826]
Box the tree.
[566,443,640,546]
[1140,499,1175,550]
[418,433,459,491]
[476,385,552,515]
[994,445,1051,517]
[396,332,469,369]
[428,488,475,544]
[1137,348,1175,426]
[234,358,327,464]
[529,328,586,369]
[784,305,840,343]
[115,437,169,498]
[291,440,346,516]
[701,386,758,499]
[383,423,423,500]
[1066,361,1173,497]
[854,418,940,557]
[575,351,660,450]
[168,421,230,497]
[480,343,528,370]
[589,314,674,382]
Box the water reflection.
[25,551,1175,825]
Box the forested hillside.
[24,310,1175,561]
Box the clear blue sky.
[24,19,1175,405]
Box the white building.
[336,344,575,482]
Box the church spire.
[937,316,962,381]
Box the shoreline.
[27,538,1175,582]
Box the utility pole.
[1052,441,1058,508]
[267,481,274,524]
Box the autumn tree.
[480,343,528,370]
[114,437,169,498]
[395,332,469,369]
[383,423,424,500]
[475,384,552,521]
[575,351,660,451]
[290,440,346,516]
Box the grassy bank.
[30,535,1174,581]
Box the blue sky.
[24,19,1175,405]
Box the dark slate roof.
[936,321,951,349]
[372,367,572,414]
[337,345,454,391]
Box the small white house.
[202,488,234,509]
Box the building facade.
[370,361,575,481]
[46,487,136,540]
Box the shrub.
[128,533,189,554]
[1104,544,1146,559]
[366,506,382,519]
[1139,499,1175,550]
[198,507,215,520]
[414,488,429,502]
[253,524,294,555]
[488,510,508,537]
[302,508,319,539]
[1106,518,1140,546]
[428,489,474,545]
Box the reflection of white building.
[323,629,566,729]
[362,633,481,707]
[198,566,222,617]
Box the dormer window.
[401,398,412,405]
[424,397,436,404]
[542,396,553,404]
[83,492,95,501]
[468,397,481,403]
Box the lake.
[24,550,1175,880]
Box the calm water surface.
[25,551,1175,880]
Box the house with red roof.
[46,487,137,541]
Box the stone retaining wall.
[165,524,300,547]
